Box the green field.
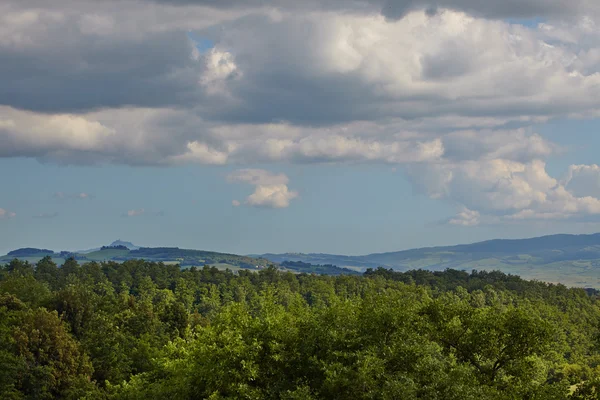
[82,249,130,261]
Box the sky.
[1,0,600,255]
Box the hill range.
[4,233,600,287]
[255,233,600,288]
[0,241,358,276]
[0,241,273,272]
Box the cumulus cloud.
[0,105,450,166]
[442,129,556,163]
[0,2,243,113]
[0,208,16,219]
[195,11,600,126]
[408,159,600,225]
[245,185,299,208]
[449,208,480,226]
[2,0,600,226]
[2,4,600,167]
[227,169,298,208]
[2,4,600,125]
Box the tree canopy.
[1,259,600,399]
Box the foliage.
[0,260,599,399]
[102,246,130,251]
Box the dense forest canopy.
[2,257,600,399]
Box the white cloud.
[227,169,298,208]
[0,106,448,166]
[442,129,556,162]
[408,159,600,224]
[449,208,480,226]
[246,184,298,208]
[227,169,290,185]
[1,5,600,168]
[2,5,600,125]
[169,141,229,165]
[0,107,115,159]
[0,208,16,219]
[2,0,600,226]
[200,49,240,96]
[232,200,241,207]
[126,209,145,217]
[201,10,600,126]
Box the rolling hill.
[6,233,600,286]
[0,242,274,271]
[256,233,600,288]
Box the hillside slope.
[257,233,600,288]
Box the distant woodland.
[2,257,600,399]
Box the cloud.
[232,200,241,207]
[564,164,600,199]
[449,208,480,226]
[54,191,93,199]
[0,2,242,113]
[227,169,290,186]
[125,209,145,217]
[0,106,449,165]
[123,208,164,217]
[1,5,600,168]
[33,212,59,219]
[191,11,600,127]
[2,0,600,226]
[246,184,299,208]
[0,208,16,219]
[3,5,600,125]
[441,129,556,163]
[227,169,298,208]
[408,159,600,225]
[145,0,599,20]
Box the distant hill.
[0,243,276,273]
[7,248,54,257]
[256,233,600,288]
[109,240,139,250]
[78,239,139,253]
[6,233,600,286]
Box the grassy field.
[82,249,130,261]
[428,258,600,289]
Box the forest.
[2,257,600,399]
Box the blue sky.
[1,1,600,255]
[2,124,599,256]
